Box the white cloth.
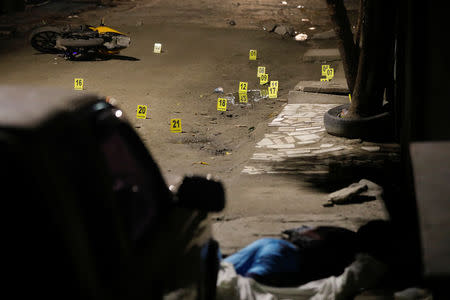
[216,254,387,300]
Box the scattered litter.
[67,15,79,19]
[297,5,304,8]
[281,1,288,5]
[274,25,288,36]
[324,179,382,207]
[273,25,294,37]
[193,161,209,166]
[301,18,310,22]
[248,126,255,132]
[338,108,349,118]
[105,96,118,105]
[294,33,308,41]
[229,20,236,26]
[214,87,224,93]
[225,152,232,155]
[309,27,316,30]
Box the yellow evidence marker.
[249,49,257,60]
[320,77,328,82]
[326,68,334,80]
[136,105,148,119]
[257,66,266,78]
[239,81,248,93]
[349,94,352,103]
[154,43,162,53]
[268,86,278,98]
[321,65,330,76]
[217,98,227,111]
[270,81,279,91]
[170,118,182,133]
[239,93,248,103]
[74,78,84,90]
[260,74,269,85]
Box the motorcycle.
[29,19,131,60]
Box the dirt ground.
[0,0,386,252]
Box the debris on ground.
[214,87,224,93]
[105,96,118,105]
[229,20,236,26]
[273,25,295,37]
[294,33,308,41]
[193,161,209,166]
[301,18,310,22]
[324,179,383,207]
[281,1,288,5]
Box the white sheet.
[216,254,387,300]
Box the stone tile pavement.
[242,103,400,176]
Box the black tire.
[58,38,104,48]
[29,26,61,53]
[324,104,393,141]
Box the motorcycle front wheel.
[29,26,61,53]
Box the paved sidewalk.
[242,102,400,177]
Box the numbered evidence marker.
[249,49,257,60]
[217,98,227,111]
[257,66,266,78]
[270,81,279,91]
[154,43,162,53]
[239,81,248,93]
[74,78,84,90]
[326,68,334,80]
[260,73,269,85]
[239,93,248,103]
[170,118,182,133]
[321,65,330,76]
[268,86,278,99]
[136,105,147,119]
